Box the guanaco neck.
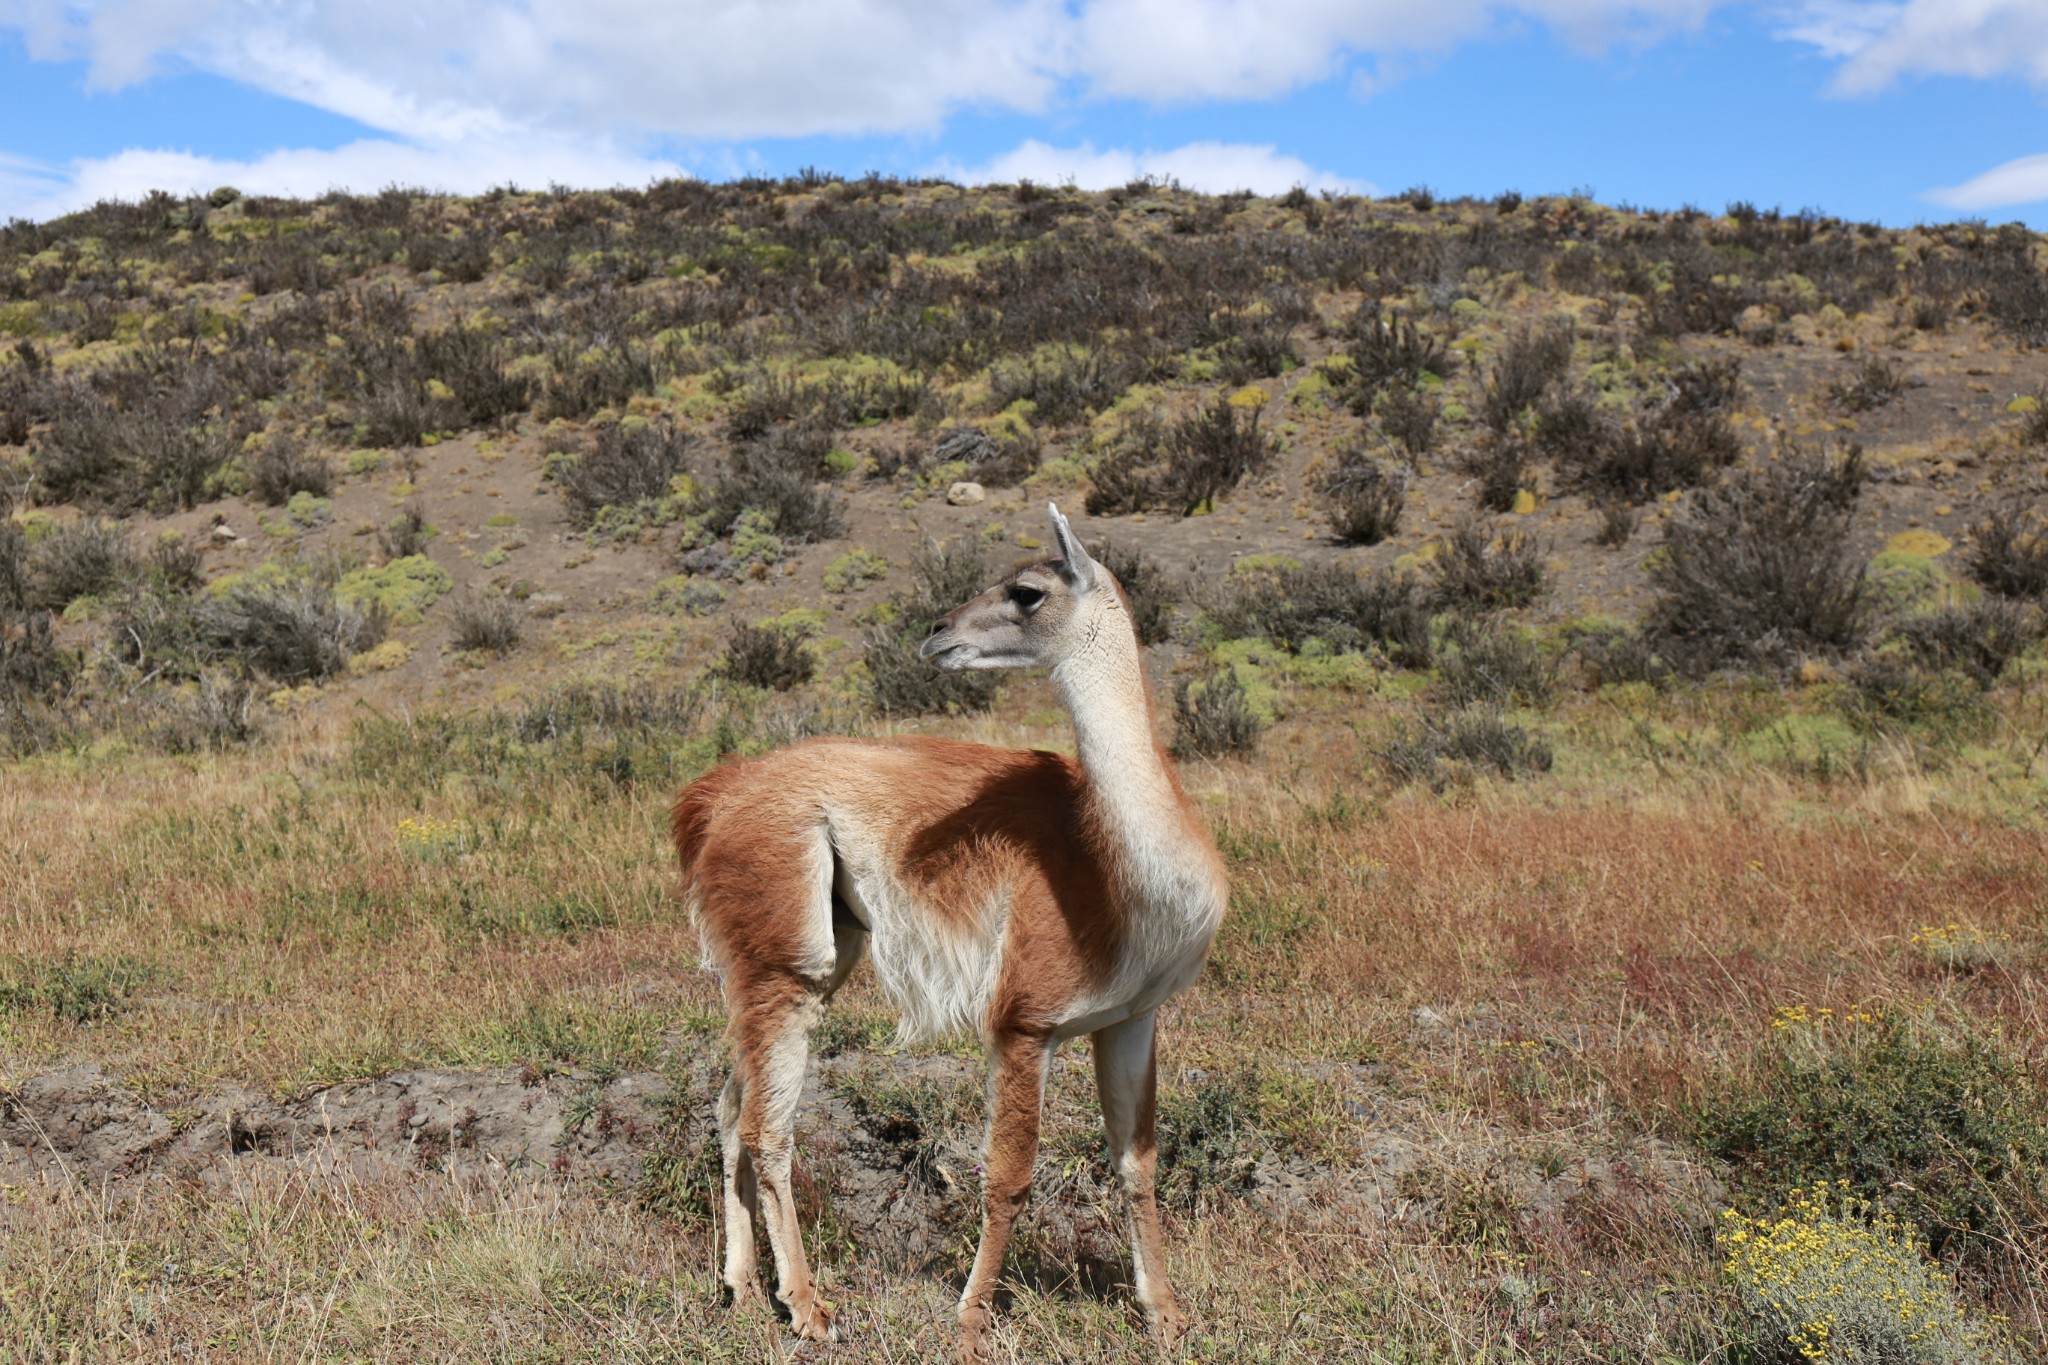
[1050,593,1210,907]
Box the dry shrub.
[862,540,1001,715]
[1086,398,1275,517]
[1376,384,1441,456]
[25,517,135,610]
[1438,623,1558,708]
[1964,499,2048,600]
[1565,358,1743,501]
[1170,669,1263,758]
[558,419,695,527]
[700,440,847,545]
[198,575,386,681]
[1462,431,1531,513]
[1828,356,1909,412]
[1341,307,1456,407]
[247,433,332,505]
[379,502,434,559]
[1321,448,1407,545]
[1895,596,2043,687]
[1646,443,1868,674]
[1479,319,1574,433]
[1380,709,1554,788]
[1430,519,1546,611]
[1204,561,1433,665]
[450,592,522,656]
[718,621,815,692]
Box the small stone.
[211,525,239,542]
[946,481,985,507]
[1411,1006,1448,1029]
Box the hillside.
[2,179,2046,1363]
[1,179,2044,744]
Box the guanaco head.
[919,503,1121,672]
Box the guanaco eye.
[1009,584,1046,613]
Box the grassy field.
[3,177,2047,1361]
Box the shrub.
[25,517,135,610]
[247,433,332,505]
[1376,384,1440,456]
[1156,1066,1270,1210]
[1437,623,1558,708]
[199,574,387,681]
[986,345,1135,427]
[1829,356,1909,412]
[1430,519,1546,611]
[1342,307,1455,406]
[1895,596,2043,686]
[863,540,1002,715]
[1479,319,1574,434]
[0,952,156,1024]
[1322,449,1407,545]
[558,419,695,527]
[1461,432,1530,514]
[1170,668,1263,758]
[1090,539,1178,645]
[379,503,434,560]
[1565,358,1742,500]
[152,672,261,752]
[700,443,846,545]
[450,592,522,655]
[1379,710,1554,788]
[1204,561,1433,665]
[718,621,815,691]
[1720,1186,2015,1365]
[1086,398,1275,517]
[1699,1015,2048,1261]
[1646,443,1869,673]
[1593,498,1638,547]
[1963,500,2048,600]
[33,375,236,512]
[415,325,533,426]
[0,523,71,701]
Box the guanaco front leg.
[957,1029,1052,1364]
[1095,1010,1185,1350]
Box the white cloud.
[1775,1,2048,94]
[0,1,1738,148]
[936,139,1368,195]
[0,135,684,223]
[1927,152,2048,211]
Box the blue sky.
[1,2,2045,227]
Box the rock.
[211,525,240,542]
[946,481,986,507]
[1411,1006,1448,1029]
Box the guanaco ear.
[1047,502,1098,594]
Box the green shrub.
[24,517,135,610]
[0,953,157,1024]
[1429,519,1546,612]
[1204,560,1433,665]
[1698,1016,2048,1261]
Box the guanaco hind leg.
[722,976,833,1340]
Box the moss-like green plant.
[336,554,452,626]
[823,548,888,593]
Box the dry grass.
[2,671,2044,1362]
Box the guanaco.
[674,503,1227,1359]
